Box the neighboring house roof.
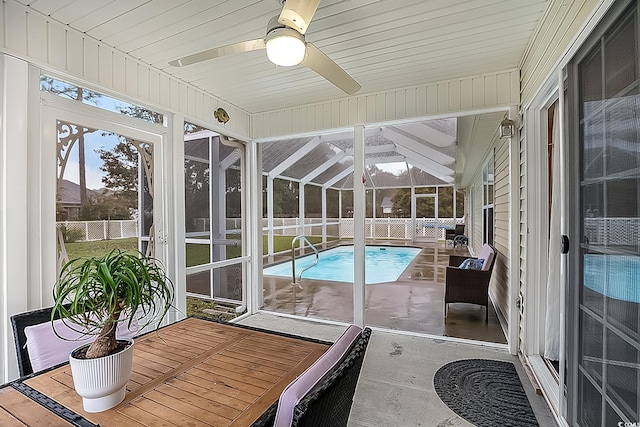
[57,179,104,206]
[381,197,393,208]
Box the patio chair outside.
[445,224,465,247]
[444,244,497,322]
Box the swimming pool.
[584,254,640,303]
[263,245,422,284]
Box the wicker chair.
[253,327,372,427]
[291,327,371,427]
[10,306,65,376]
[444,244,497,322]
[445,224,465,247]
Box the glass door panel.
[55,120,155,263]
[570,4,640,425]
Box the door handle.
[561,235,569,254]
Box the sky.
[62,130,119,190]
[374,162,408,175]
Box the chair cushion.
[459,258,484,270]
[273,325,363,427]
[24,317,138,373]
[478,244,495,271]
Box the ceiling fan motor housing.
[265,15,307,67]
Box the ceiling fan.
[169,0,361,95]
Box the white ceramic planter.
[68,338,134,413]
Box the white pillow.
[24,317,138,373]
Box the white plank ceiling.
[19,0,548,114]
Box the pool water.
[263,245,422,284]
[584,254,640,303]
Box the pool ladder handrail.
[291,236,319,287]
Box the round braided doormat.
[433,359,539,427]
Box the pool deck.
[262,239,507,345]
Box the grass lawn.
[62,239,248,322]
[186,296,241,321]
[64,237,139,261]
[64,235,336,265]
[263,235,334,254]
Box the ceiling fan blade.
[302,43,361,95]
[169,38,265,67]
[278,0,321,34]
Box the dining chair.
[10,306,65,376]
[290,327,371,426]
[263,326,370,427]
[11,306,137,376]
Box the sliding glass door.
[568,1,640,425]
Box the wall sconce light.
[499,114,516,139]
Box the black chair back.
[10,306,64,376]
[291,328,372,427]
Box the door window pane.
[56,120,153,262]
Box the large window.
[483,158,495,245]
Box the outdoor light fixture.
[265,27,306,66]
[499,114,516,139]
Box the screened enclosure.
[261,118,465,254]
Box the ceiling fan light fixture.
[265,27,306,66]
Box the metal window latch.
[561,235,569,254]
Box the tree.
[273,178,299,217]
[184,158,210,231]
[391,189,412,217]
[97,141,139,214]
[78,195,131,221]
[225,166,242,218]
[118,105,163,125]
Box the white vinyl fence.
[57,220,138,242]
[261,217,464,240]
[584,218,640,247]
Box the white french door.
[41,95,167,280]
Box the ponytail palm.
[52,249,174,359]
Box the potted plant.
[52,249,174,413]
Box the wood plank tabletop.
[22,318,329,427]
[0,386,75,426]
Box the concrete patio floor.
[237,313,557,426]
[262,240,507,345]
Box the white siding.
[472,179,483,255]
[252,70,520,139]
[493,138,510,322]
[0,1,251,138]
[521,0,601,105]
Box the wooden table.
[6,317,330,427]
